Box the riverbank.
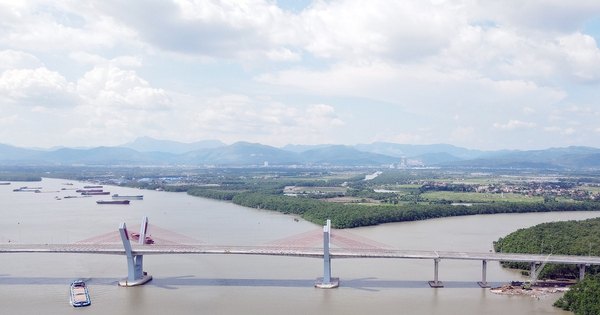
[491,284,570,298]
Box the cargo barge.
[96,200,130,204]
[112,194,143,200]
[70,280,91,307]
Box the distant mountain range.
[1,137,600,169]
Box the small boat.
[112,194,143,200]
[70,280,91,307]
[96,200,130,205]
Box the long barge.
[76,189,103,193]
[70,280,91,307]
[82,191,110,195]
[112,194,143,200]
[96,200,130,205]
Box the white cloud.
[493,120,537,130]
[523,107,535,114]
[0,50,43,72]
[0,1,137,52]
[563,127,576,135]
[0,67,78,107]
[304,104,345,127]
[468,0,600,34]
[173,97,346,145]
[265,48,301,62]
[451,126,475,141]
[389,133,423,144]
[89,0,305,61]
[544,126,561,132]
[545,126,576,135]
[300,0,462,61]
[0,0,599,150]
[69,52,143,68]
[76,65,171,110]
[556,33,600,81]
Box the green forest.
[494,218,600,314]
[493,218,600,278]
[185,182,600,228]
[139,170,600,229]
[227,192,600,228]
[553,274,600,314]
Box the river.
[2,178,596,314]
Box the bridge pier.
[478,260,490,288]
[580,264,586,281]
[315,219,339,289]
[530,262,538,285]
[118,217,152,287]
[428,258,444,288]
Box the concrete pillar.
[429,258,444,287]
[530,262,537,284]
[478,260,490,288]
[118,219,152,286]
[315,220,338,288]
[580,264,586,281]
[138,216,149,245]
[323,221,331,284]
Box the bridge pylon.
[315,219,339,288]
[118,217,153,287]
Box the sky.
[1,0,600,151]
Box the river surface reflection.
[2,178,594,314]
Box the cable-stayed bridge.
[2,217,600,288]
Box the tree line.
[554,274,600,314]
[219,191,600,228]
[494,218,600,279]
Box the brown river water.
[1,178,594,314]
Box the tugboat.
[70,280,91,307]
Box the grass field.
[421,191,544,203]
[581,187,600,193]
[289,186,347,193]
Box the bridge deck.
[2,244,600,265]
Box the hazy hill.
[119,136,225,154]
[281,144,335,153]
[353,142,488,159]
[36,147,169,165]
[477,146,600,161]
[300,145,400,166]
[413,152,463,165]
[1,139,600,169]
[176,141,301,165]
[442,147,600,170]
[553,153,600,169]
[0,143,40,162]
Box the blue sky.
[1,0,600,151]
